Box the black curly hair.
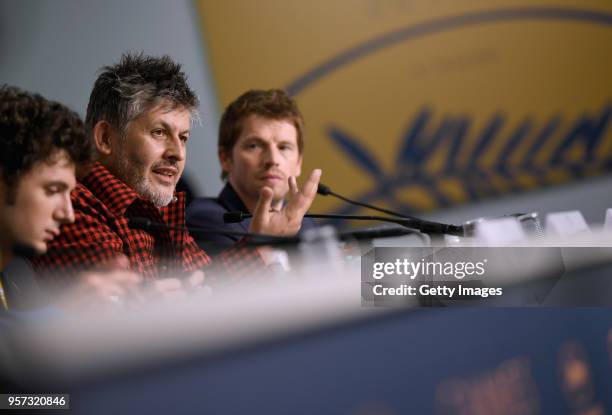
[0,85,92,198]
[85,52,199,135]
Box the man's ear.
[92,121,114,156]
[219,148,233,176]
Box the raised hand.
[249,169,321,236]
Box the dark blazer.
[2,256,46,310]
[186,183,317,255]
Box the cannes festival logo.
[286,7,612,213]
[324,105,611,214]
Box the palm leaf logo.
[326,105,612,215]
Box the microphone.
[129,217,249,238]
[319,183,439,221]
[316,183,465,236]
[222,212,464,236]
[129,217,422,245]
[338,226,427,241]
[128,217,293,243]
[222,211,252,224]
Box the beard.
[130,168,175,207]
[110,149,176,208]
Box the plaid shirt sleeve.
[205,237,268,283]
[32,188,130,279]
[33,163,267,283]
[34,193,265,282]
[162,195,265,280]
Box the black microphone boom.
[128,217,419,246]
[316,183,465,236]
[339,226,426,241]
[222,211,250,224]
[222,211,464,236]
[128,217,293,243]
[318,183,425,220]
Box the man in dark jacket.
[187,89,317,255]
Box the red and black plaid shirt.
[33,162,262,280]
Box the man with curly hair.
[187,89,317,255]
[0,85,142,310]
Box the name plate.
[474,218,526,246]
[545,211,590,236]
[605,208,612,230]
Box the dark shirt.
[2,257,47,310]
[186,183,318,255]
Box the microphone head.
[223,212,247,223]
[317,183,332,195]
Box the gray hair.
[85,52,199,137]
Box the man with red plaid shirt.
[33,53,320,288]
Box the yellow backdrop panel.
[197,0,612,214]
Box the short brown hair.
[218,89,304,180]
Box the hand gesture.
[249,169,321,236]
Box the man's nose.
[55,194,75,224]
[164,134,186,162]
[263,146,281,166]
